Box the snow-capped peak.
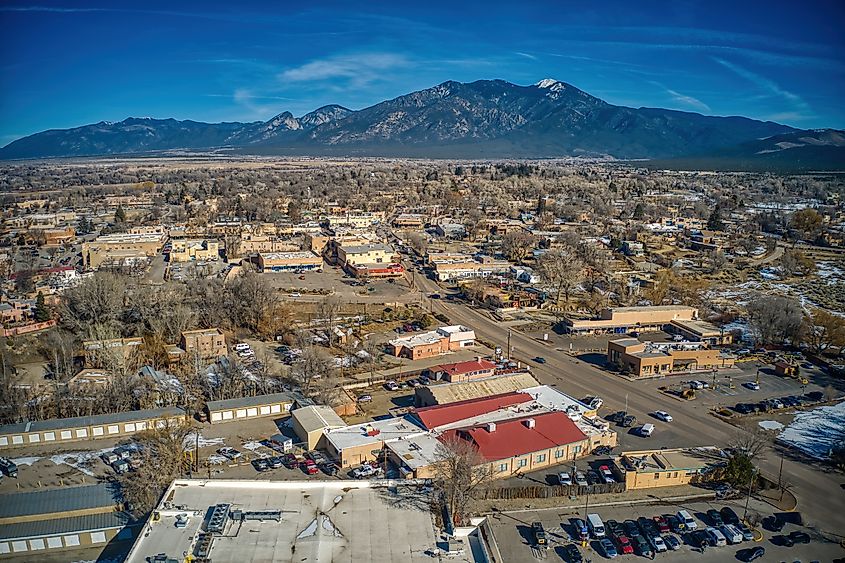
[535,78,563,89]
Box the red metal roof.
[440,411,587,461]
[436,358,497,377]
[414,392,532,429]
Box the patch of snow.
[758,420,784,431]
[759,267,781,280]
[777,400,845,460]
[297,518,318,539]
[321,515,344,537]
[183,432,224,451]
[535,78,562,89]
[242,440,265,452]
[10,456,41,466]
[206,454,228,465]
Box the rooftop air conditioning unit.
[486,422,496,432]
[523,418,536,429]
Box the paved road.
[410,270,845,539]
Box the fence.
[2,320,56,337]
[479,482,626,500]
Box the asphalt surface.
[409,267,845,540]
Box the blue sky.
[1,0,844,145]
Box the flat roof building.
[414,372,539,408]
[607,338,735,378]
[667,319,733,346]
[82,232,165,270]
[324,417,427,468]
[257,251,324,272]
[124,479,444,563]
[563,305,698,335]
[387,325,476,360]
[180,328,226,361]
[204,392,294,424]
[616,447,722,489]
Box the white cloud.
[279,52,408,87]
[712,57,813,119]
[514,51,537,60]
[665,88,711,112]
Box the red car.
[614,534,634,555]
[302,459,319,475]
[653,515,670,534]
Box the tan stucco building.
[564,305,698,335]
[607,338,735,378]
[616,448,719,489]
[169,239,220,262]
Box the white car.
[217,447,243,460]
[653,411,673,422]
[689,380,704,390]
[649,535,668,552]
[744,381,760,390]
[574,472,588,486]
[289,292,302,297]
[233,343,251,352]
[557,472,572,486]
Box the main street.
[410,268,845,539]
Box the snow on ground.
[722,319,751,342]
[49,450,104,476]
[817,261,844,284]
[183,432,224,451]
[759,267,781,280]
[206,454,228,465]
[777,400,845,460]
[758,420,784,431]
[241,440,264,452]
[9,456,40,466]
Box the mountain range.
[2,79,843,169]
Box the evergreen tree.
[114,205,127,223]
[34,292,51,322]
[707,205,724,231]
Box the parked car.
[112,460,130,474]
[720,524,743,544]
[763,515,786,532]
[720,506,740,525]
[217,447,243,460]
[592,445,613,456]
[599,538,617,558]
[787,530,811,544]
[574,472,588,486]
[418,375,431,385]
[638,423,655,437]
[350,464,377,479]
[561,543,582,563]
[737,523,755,541]
[283,453,299,468]
[607,411,626,424]
[613,533,633,555]
[557,471,572,486]
[586,470,601,485]
[357,394,373,402]
[706,509,724,527]
[632,534,652,557]
[599,465,615,483]
[653,410,673,422]
[705,527,727,547]
[621,415,636,428]
[253,458,270,472]
[667,514,684,533]
[301,459,319,475]
[319,462,339,476]
[606,520,623,538]
[690,530,711,548]
[531,522,547,546]
[407,379,420,388]
[652,515,669,534]
[572,518,589,541]
[102,451,120,465]
[737,547,765,562]
[664,534,681,550]
[805,390,824,402]
[744,381,760,390]
[677,510,697,531]
[650,534,668,552]
[384,380,399,391]
[233,343,251,352]
[623,520,640,539]
[268,456,284,469]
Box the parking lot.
[264,266,413,303]
[489,498,842,562]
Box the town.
[0,157,842,562]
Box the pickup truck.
[0,458,18,478]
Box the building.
[622,240,644,256]
[432,257,511,282]
[257,251,324,272]
[392,213,425,229]
[434,222,466,239]
[666,319,733,346]
[232,234,299,257]
[387,325,476,360]
[323,417,427,468]
[0,484,138,558]
[42,227,76,246]
[344,262,405,279]
[291,405,346,450]
[326,211,383,229]
[563,305,699,335]
[204,392,294,424]
[81,232,165,269]
[179,328,226,361]
[123,479,451,563]
[607,338,735,378]
[385,432,443,479]
[169,238,220,262]
[434,358,497,383]
[336,243,395,270]
[441,412,591,478]
[616,448,721,489]
[414,372,539,407]
[0,407,186,450]
[82,337,144,368]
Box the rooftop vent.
[486,422,497,433]
[523,418,536,429]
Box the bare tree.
[432,433,494,526]
[291,344,334,396]
[117,421,193,516]
[537,247,585,305]
[500,230,537,264]
[746,294,803,346]
[60,272,128,339]
[317,295,343,348]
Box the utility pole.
[507,329,512,361]
[743,468,757,522]
[777,456,785,501]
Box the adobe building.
[563,305,698,335]
[434,358,496,383]
[387,325,476,360]
[607,338,735,378]
[257,251,323,272]
[616,448,720,489]
[169,239,220,262]
[82,232,165,270]
[179,328,227,361]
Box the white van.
[677,510,697,531]
[640,423,655,437]
[587,513,605,538]
[705,527,727,547]
[720,524,743,544]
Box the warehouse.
[204,392,294,423]
[414,372,539,407]
[0,407,186,451]
[0,484,138,558]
